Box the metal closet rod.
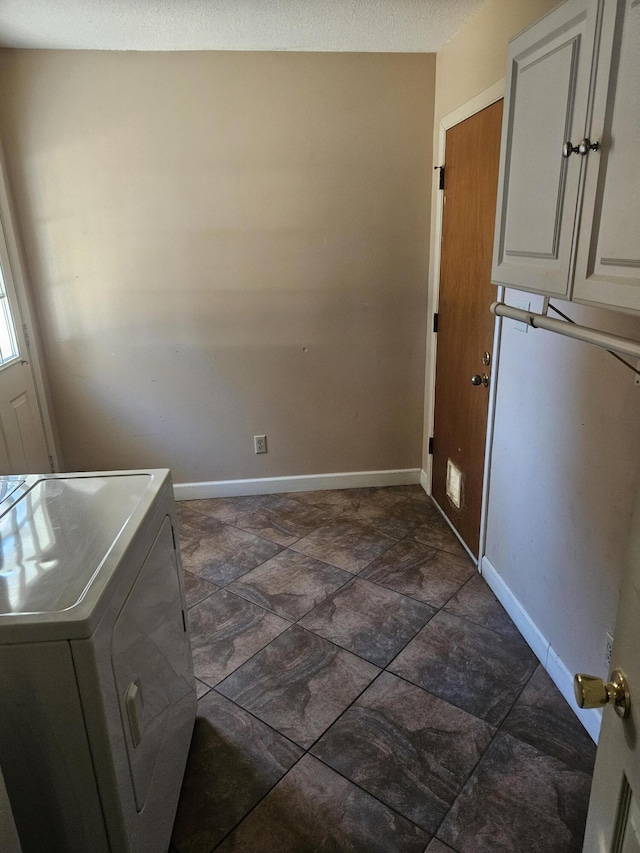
[490,301,640,361]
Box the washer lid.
[0,474,155,623]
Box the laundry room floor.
[170,485,595,853]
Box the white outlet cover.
[446,459,462,509]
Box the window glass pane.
[0,260,19,366]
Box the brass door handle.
[574,669,630,718]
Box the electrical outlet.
[254,435,267,454]
[604,632,614,666]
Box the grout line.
[382,667,500,728]
[200,619,298,691]
[205,688,305,755]
[304,666,385,753]
[204,634,388,850]
[427,663,541,844]
[309,751,432,838]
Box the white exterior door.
[0,209,51,475]
[581,486,640,851]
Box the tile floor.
[170,486,596,853]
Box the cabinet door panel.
[492,0,597,296]
[573,0,640,314]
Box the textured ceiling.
[0,0,487,52]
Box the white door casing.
[424,78,505,565]
[0,142,59,475]
[582,484,640,851]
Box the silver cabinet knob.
[564,139,600,158]
[578,138,600,155]
[574,669,630,719]
[471,374,489,387]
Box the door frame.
[424,79,505,565]
[0,139,62,472]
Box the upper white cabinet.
[492,0,639,315]
[573,0,640,312]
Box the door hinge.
[428,436,434,455]
[434,165,445,190]
[22,324,30,348]
[433,313,439,333]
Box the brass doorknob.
[574,669,630,719]
[471,374,489,387]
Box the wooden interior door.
[432,100,503,557]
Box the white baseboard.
[481,555,602,743]
[545,647,602,743]
[420,468,430,494]
[174,468,421,501]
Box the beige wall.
[434,0,559,122]
[426,0,640,710]
[0,50,435,483]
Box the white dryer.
[0,469,196,853]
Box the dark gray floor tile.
[291,519,396,573]
[285,488,371,511]
[216,624,379,748]
[178,505,281,585]
[215,754,430,853]
[182,570,218,608]
[312,671,494,833]
[189,589,289,686]
[361,539,475,607]
[388,611,537,725]
[229,549,351,621]
[288,485,431,511]
[181,494,338,546]
[444,573,521,639]
[337,491,437,539]
[410,516,469,560]
[195,678,211,700]
[184,494,274,522]
[438,732,592,853]
[298,578,435,666]
[502,667,596,773]
[426,841,456,853]
[381,485,436,506]
[171,691,302,853]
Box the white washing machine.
[0,469,196,853]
